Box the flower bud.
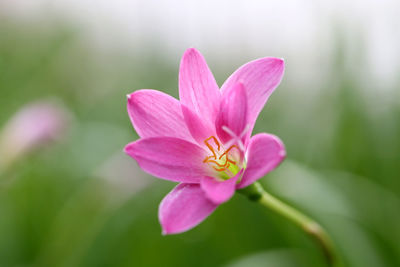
[0,100,71,170]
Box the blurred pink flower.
[0,100,70,169]
[125,48,286,235]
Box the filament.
[203,136,240,173]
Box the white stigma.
[222,124,250,151]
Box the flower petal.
[237,133,285,189]
[179,48,221,124]
[159,183,218,235]
[220,58,284,130]
[124,137,209,183]
[127,89,193,141]
[215,82,249,146]
[200,170,242,204]
[181,105,215,146]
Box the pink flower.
[125,48,286,235]
[0,100,70,169]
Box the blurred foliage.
[0,17,399,267]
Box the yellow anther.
[203,136,239,173]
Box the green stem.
[239,182,342,267]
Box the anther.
[203,136,240,173]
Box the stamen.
[203,135,240,175]
[218,145,238,159]
[203,136,220,159]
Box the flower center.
[203,136,240,180]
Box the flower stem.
[238,182,342,267]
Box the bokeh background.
[0,1,399,266]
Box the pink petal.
[237,133,286,189]
[124,137,209,183]
[215,82,248,145]
[200,170,242,204]
[179,48,221,125]
[181,105,215,145]
[127,89,193,141]
[220,58,284,130]
[159,183,218,235]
